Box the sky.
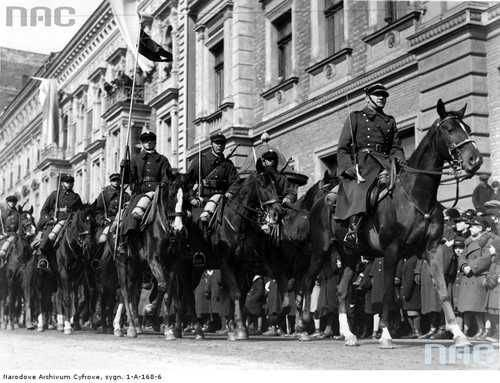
[0,0,103,54]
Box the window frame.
[324,0,345,56]
[274,11,292,80]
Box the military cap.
[462,209,477,220]
[445,208,460,220]
[453,237,466,248]
[454,215,467,223]
[140,131,156,142]
[6,195,18,203]
[365,83,389,97]
[60,174,75,183]
[210,133,226,144]
[262,149,278,162]
[468,217,488,229]
[479,173,490,181]
[109,173,121,182]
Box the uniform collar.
[362,106,390,122]
[140,149,157,159]
[208,150,225,161]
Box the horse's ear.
[458,103,467,119]
[437,99,446,119]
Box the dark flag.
[139,30,173,63]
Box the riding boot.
[344,215,362,248]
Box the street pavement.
[0,329,498,370]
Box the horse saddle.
[367,158,397,213]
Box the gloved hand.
[190,198,201,208]
[282,197,292,206]
[463,265,472,276]
[120,159,129,169]
[224,192,233,200]
[344,167,357,179]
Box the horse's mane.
[298,182,320,210]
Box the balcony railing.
[39,144,65,162]
[105,85,145,111]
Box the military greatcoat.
[335,106,405,220]
[93,185,130,226]
[39,188,83,229]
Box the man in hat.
[119,131,173,253]
[37,174,83,253]
[334,83,405,247]
[258,149,297,206]
[472,174,493,214]
[0,195,21,259]
[93,173,130,227]
[186,133,239,222]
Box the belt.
[359,144,389,154]
[142,177,161,182]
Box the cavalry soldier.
[0,195,20,259]
[37,174,83,253]
[187,133,240,222]
[93,173,130,243]
[258,149,296,206]
[118,131,173,254]
[335,83,405,247]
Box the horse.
[44,205,96,334]
[3,207,37,330]
[306,99,482,348]
[197,170,284,340]
[115,172,187,338]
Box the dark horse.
[306,99,482,347]
[47,206,96,334]
[3,207,37,330]
[116,173,187,338]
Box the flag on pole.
[108,0,173,73]
[33,77,59,147]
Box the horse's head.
[435,99,482,176]
[72,205,96,257]
[246,170,282,233]
[17,205,36,238]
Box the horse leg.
[337,266,359,346]
[23,270,34,330]
[428,245,470,347]
[116,259,137,338]
[113,302,124,337]
[60,272,72,335]
[221,262,246,341]
[379,248,398,349]
[145,259,169,320]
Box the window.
[274,11,292,80]
[86,109,93,142]
[10,172,13,188]
[211,42,224,108]
[325,0,344,55]
[384,1,412,24]
[17,164,21,181]
[26,158,30,175]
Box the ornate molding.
[363,11,421,45]
[306,48,352,76]
[261,77,299,100]
[106,47,127,65]
[88,67,107,82]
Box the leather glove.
[190,198,201,208]
[344,167,357,179]
[282,197,292,206]
[224,192,233,200]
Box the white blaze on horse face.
[172,187,184,232]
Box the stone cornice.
[305,48,353,76]
[362,11,421,45]
[85,139,106,154]
[72,84,89,98]
[69,151,88,165]
[255,54,416,133]
[106,47,127,65]
[261,77,299,100]
[408,6,486,52]
[88,67,107,82]
[148,88,179,109]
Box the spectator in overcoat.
[209,270,231,334]
[451,237,466,330]
[416,259,442,339]
[396,256,421,338]
[458,218,497,338]
[472,174,494,213]
[483,238,500,342]
[245,275,265,334]
[316,257,341,338]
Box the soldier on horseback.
[0,195,20,259]
[258,149,296,206]
[335,84,405,247]
[118,131,173,255]
[93,173,130,243]
[37,174,84,255]
[187,133,240,223]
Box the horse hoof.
[6,324,13,331]
[127,327,138,338]
[235,328,249,340]
[195,332,205,340]
[164,329,177,341]
[454,335,472,348]
[344,335,360,347]
[37,326,44,333]
[227,332,237,341]
[378,338,394,349]
[56,324,64,332]
[26,324,35,331]
[63,328,72,335]
[298,332,312,342]
[114,329,123,337]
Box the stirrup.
[37,257,49,270]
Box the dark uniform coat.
[93,185,130,226]
[124,150,173,195]
[187,151,240,199]
[194,271,212,316]
[335,107,405,220]
[457,233,496,313]
[2,207,20,233]
[245,275,266,317]
[209,270,230,317]
[417,260,441,314]
[261,167,297,203]
[484,256,500,315]
[398,256,421,312]
[317,264,339,317]
[39,188,83,229]
[472,183,494,213]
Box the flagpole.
[113,14,143,259]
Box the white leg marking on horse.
[57,314,63,326]
[380,327,392,341]
[37,314,44,330]
[447,322,465,339]
[113,303,123,331]
[339,313,358,346]
[172,188,184,231]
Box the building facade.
[0,0,499,219]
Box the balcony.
[105,85,145,110]
[37,144,69,171]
